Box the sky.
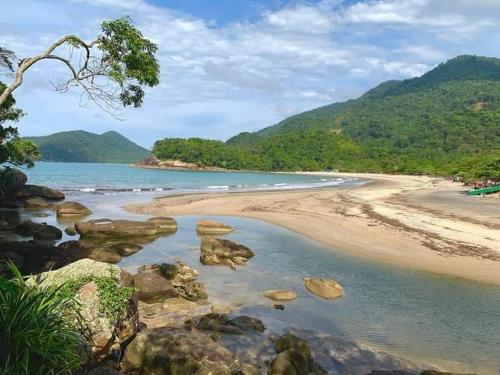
[1,0,500,148]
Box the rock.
[274,304,285,310]
[196,220,233,235]
[200,237,254,268]
[14,220,44,236]
[263,290,298,302]
[195,313,265,335]
[33,224,63,241]
[269,349,309,375]
[138,262,207,302]
[17,184,65,200]
[56,201,91,216]
[75,219,160,238]
[420,371,476,375]
[146,216,178,233]
[109,242,142,256]
[24,197,53,210]
[0,168,27,197]
[121,328,242,374]
[134,271,178,303]
[303,277,343,300]
[65,226,77,236]
[84,247,122,264]
[276,333,312,363]
[28,259,139,363]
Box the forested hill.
[153,55,500,180]
[25,130,150,163]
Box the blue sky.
[1,0,500,148]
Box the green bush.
[0,265,84,374]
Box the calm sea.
[21,162,500,374]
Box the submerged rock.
[65,226,78,236]
[146,216,178,233]
[121,327,242,374]
[28,259,139,364]
[24,196,53,210]
[109,242,142,256]
[56,201,91,216]
[17,184,65,200]
[263,290,298,302]
[195,313,265,335]
[75,219,160,238]
[196,220,233,235]
[200,237,254,268]
[303,277,343,300]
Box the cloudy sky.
[1,0,499,148]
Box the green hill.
[26,130,150,164]
[152,55,500,180]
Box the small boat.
[467,185,500,196]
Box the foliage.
[57,269,134,321]
[0,82,40,167]
[0,264,84,374]
[153,55,500,180]
[25,130,149,164]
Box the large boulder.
[263,290,298,302]
[28,259,139,364]
[145,216,178,233]
[0,168,27,197]
[17,184,65,200]
[121,328,242,374]
[75,219,160,238]
[200,237,254,269]
[303,278,343,300]
[196,220,233,235]
[56,201,91,217]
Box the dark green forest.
[153,55,500,181]
[26,130,150,164]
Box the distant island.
[25,130,150,164]
[150,55,500,183]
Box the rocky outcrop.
[263,290,298,302]
[75,219,160,238]
[145,216,178,233]
[17,184,65,200]
[269,333,326,375]
[200,237,254,269]
[195,313,265,335]
[196,220,233,235]
[303,278,343,300]
[28,259,139,364]
[121,327,242,374]
[56,201,92,216]
[14,221,62,240]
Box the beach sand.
[126,172,500,285]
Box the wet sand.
[126,172,500,285]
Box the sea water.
[22,162,500,374]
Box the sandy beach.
[126,172,500,285]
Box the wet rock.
[269,349,309,375]
[276,333,312,363]
[196,220,233,235]
[121,327,242,374]
[146,216,178,233]
[28,259,138,364]
[263,290,298,302]
[75,219,160,238]
[0,168,27,197]
[33,224,62,241]
[200,237,254,268]
[14,220,44,236]
[109,242,142,256]
[195,313,265,335]
[17,184,65,200]
[84,247,122,264]
[56,201,91,216]
[134,271,178,303]
[303,277,343,300]
[65,226,77,236]
[24,196,53,210]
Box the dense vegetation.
[26,130,150,163]
[153,55,500,181]
[0,266,83,374]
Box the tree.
[0,17,160,115]
[0,17,160,167]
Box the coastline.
[125,172,500,285]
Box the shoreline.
[125,172,500,285]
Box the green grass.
[0,265,84,374]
